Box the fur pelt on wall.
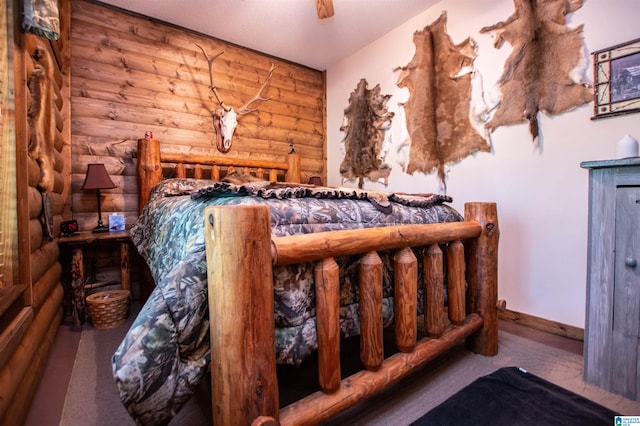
[395,12,490,188]
[480,0,593,142]
[339,78,394,189]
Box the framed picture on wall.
[592,38,640,120]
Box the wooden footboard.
[204,202,499,425]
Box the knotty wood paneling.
[70,0,326,231]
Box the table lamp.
[82,164,116,233]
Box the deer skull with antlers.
[196,44,276,153]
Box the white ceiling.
[98,0,440,70]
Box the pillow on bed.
[148,178,218,202]
[222,171,266,184]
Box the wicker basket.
[86,289,130,329]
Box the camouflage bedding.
[112,179,462,425]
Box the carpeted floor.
[56,305,211,426]
[27,311,640,425]
[323,323,639,425]
[60,321,136,425]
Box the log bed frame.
[136,138,499,425]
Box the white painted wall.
[326,0,640,328]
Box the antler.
[195,44,276,153]
[195,43,228,110]
[236,63,276,116]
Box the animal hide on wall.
[28,41,57,193]
[339,78,394,189]
[396,12,490,187]
[480,0,592,141]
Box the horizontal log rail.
[271,220,483,266]
[160,151,290,172]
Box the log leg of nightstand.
[120,240,130,291]
[70,246,86,327]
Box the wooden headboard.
[136,137,301,213]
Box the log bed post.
[137,137,162,214]
[204,205,279,425]
[136,138,164,300]
[464,202,499,356]
[285,152,301,183]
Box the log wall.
[70,0,326,232]
[0,0,72,423]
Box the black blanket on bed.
[411,367,618,426]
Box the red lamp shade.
[81,164,116,190]
[82,164,116,232]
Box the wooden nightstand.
[58,230,130,328]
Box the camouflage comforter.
[112,179,462,425]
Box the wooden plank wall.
[70,0,327,231]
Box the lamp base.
[92,224,110,233]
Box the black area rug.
[411,367,617,426]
